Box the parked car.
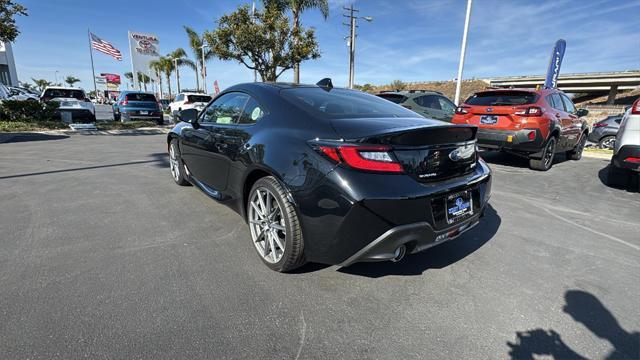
[376,90,457,121]
[112,91,163,125]
[608,98,640,185]
[588,115,622,149]
[41,86,96,123]
[8,86,39,101]
[0,83,9,101]
[168,92,212,121]
[167,81,491,272]
[452,88,589,171]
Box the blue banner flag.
[544,39,566,89]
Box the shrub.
[390,80,407,91]
[0,100,59,122]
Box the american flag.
[90,33,122,61]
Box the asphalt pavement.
[0,133,638,359]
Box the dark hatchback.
[167,82,492,271]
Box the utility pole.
[343,5,372,89]
[454,0,473,105]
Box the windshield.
[281,88,420,120]
[126,93,157,102]
[43,88,86,100]
[187,95,212,103]
[465,91,538,106]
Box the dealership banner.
[543,39,566,89]
[128,31,160,89]
[100,73,121,85]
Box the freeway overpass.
[488,70,640,104]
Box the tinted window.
[239,97,264,124]
[550,93,564,111]
[438,96,456,114]
[200,92,249,124]
[560,94,576,114]
[43,88,86,100]
[282,88,420,120]
[376,94,407,104]
[187,95,212,103]
[465,91,538,106]
[126,93,156,102]
[414,95,441,109]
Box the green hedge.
[0,100,60,122]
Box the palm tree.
[151,56,175,98]
[184,26,215,91]
[124,72,134,89]
[168,48,194,93]
[64,75,80,87]
[264,0,329,83]
[149,60,164,99]
[31,78,52,92]
[138,73,152,92]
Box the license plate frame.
[445,190,474,225]
[139,110,149,115]
[480,115,498,125]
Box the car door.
[559,93,582,149]
[180,92,250,192]
[549,93,572,149]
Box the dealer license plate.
[446,190,473,224]
[480,115,498,124]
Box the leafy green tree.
[263,0,328,83]
[205,4,320,82]
[184,26,214,91]
[0,0,27,43]
[64,75,80,87]
[31,78,51,92]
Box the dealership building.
[0,42,19,86]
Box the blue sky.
[11,0,640,92]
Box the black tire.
[529,136,557,171]
[598,135,616,149]
[248,176,305,272]
[156,116,164,126]
[113,112,120,121]
[567,132,587,160]
[169,139,190,186]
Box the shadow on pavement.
[148,152,169,168]
[507,290,639,360]
[480,150,569,169]
[597,163,639,193]
[337,204,500,278]
[0,133,69,144]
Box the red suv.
[452,89,589,170]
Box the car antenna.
[316,78,333,91]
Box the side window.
[200,92,249,124]
[415,95,441,110]
[239,97,264,124]
[560,94,576,114]
[438,96,456,113]
[551,93,565,112]
[176,94,183,102]
[546,94,557,109]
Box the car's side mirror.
[178,108,199,124]
[576,108,589,117]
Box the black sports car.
[167,80,492,272]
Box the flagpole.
[88,29,98,97]
[128,31,139,90]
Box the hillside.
[368,80,490,101]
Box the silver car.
[608,98,640,187]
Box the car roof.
[477,87,560,95]
[44,86,85,91]
[377,90,444,96]
[179,92,211,96]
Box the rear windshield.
[43,89,85,100]
[187,95,212,103]
[281,88,420,120]
[126,93,157,102]
[376,94,407,104]
[465,91,538,106]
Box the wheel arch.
[241,166,294,221]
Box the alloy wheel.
[544,138,556,168]
[169,144,180,181]
[248,187,286,263]
[601,137,615,149]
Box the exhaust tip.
[391,245,406,262]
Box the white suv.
[168,92,212,121]
[608,97,640,186]
[41,86,96,123]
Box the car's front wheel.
[247,176,305,272]
[169,139,189,186]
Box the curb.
[582,151,612,160]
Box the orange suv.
[452,88,589,170]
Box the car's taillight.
[624,156,640,163]
[515,106,544,117]
[120,98,128,105]
[631,98,640,115]
[316,144,403,173]
[527,130,536,141]
[593,122,607,128]
[455,106,469,115]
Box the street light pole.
[201,45,208,94]
[343,5,372,89]
[454,0,473,105]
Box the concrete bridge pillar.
[606,85,618,105]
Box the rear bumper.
[476,128,544,153]
[56,109,94,123]
[121,110,163,121]
[613,145,640,172]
